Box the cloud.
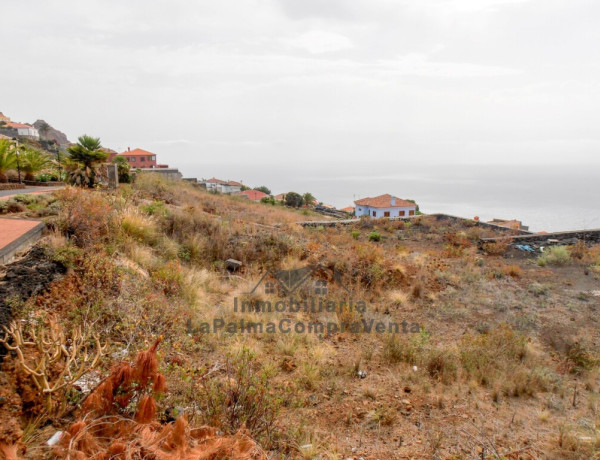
[283,30,354,54]
[375,53,522,77]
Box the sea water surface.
[180,161,599,233]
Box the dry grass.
[5,176,600,459]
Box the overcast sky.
[2,0,600,172]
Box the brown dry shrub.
[34,251,121,324]
[482,238,511,256]
[53,187,116,248]
[502,265,523,278]
[0,372,24,460]
[568,241,587,260]
[57,339,266,460]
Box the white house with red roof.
[202,177,242,194]
[354,194,417,218]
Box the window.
[314,280,327,295]
[152,156,156,160]
[149,156,154,161]
[399,210,405,216]
[372,210,376,217]
[409,210,415,216]
[384,211,390,217]
[130,157,136,162]
[265,281,275,294]
[140,156,146,161]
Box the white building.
[354,194,417,218]
[6,122,39,139]
[202,177,242,194]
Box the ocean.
[179,161,599,233]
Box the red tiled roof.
[340,206,355,212]
[205,178,241,186]
[240,190,268,200]
[6,122,34,129]
[117,148,156,157]
[206,177,227,184]
[354,194,416,209]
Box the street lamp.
[54,139,63,182]
[11,137,22,183]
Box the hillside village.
[1,110,535,232]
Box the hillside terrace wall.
[298,213,532,235]
[478,228,600,249]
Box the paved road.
[0,186,64,200]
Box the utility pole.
[12,137,22,183]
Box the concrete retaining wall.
[0,222,45,265]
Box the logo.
[249,263,348,297]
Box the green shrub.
[368,231,382,242]
[140,200,169,217]
[260,196,275,205]
[350,230,360,240]
[12,194,36,205]
[538,246,570,267]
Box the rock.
[357,370,367,379]
[47,431,64,446]
[225,259,242,271]
[33,120,70,146]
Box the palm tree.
[112,156,132,183]
[0,139,17,183]
[20,147,52,181]
[66,135,108,187]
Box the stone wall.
[427,213,531,235]
[478,228,600,249]
[0,184,25,191]
[0,128,18,138]
[298,213,532,233]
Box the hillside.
[32,120,70,147]
[0,177,599,459]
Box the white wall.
[17,127,39,138]
[355,205,416,218]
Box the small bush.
[121,209,158,245]
[0,199,26,214]
[426,348,459,384]
[538,246,570,267]
[140,200,169,217]
[482,238,511,255]
[460,325,527,386]
[368,231,382,242]
[502,265,523,278]
[53,188,115,247]
[199,347,281,446]
[566,341,598,374]
[350,230,360,240]
[12,194,36,205]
